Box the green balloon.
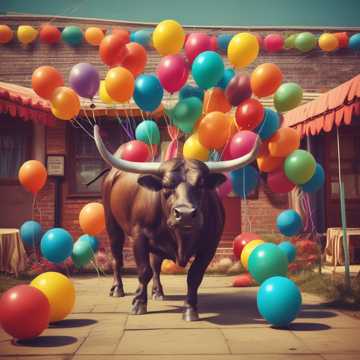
[72,240,93,268]
[172,97,202,133]
[274,82,303,113]
[284,149,316,185]
[284,34,297,49]
[62,26,83,46]
[295,32,317,52]
[135,120,160,145]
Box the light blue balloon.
[217,34,233,53]
[20,221,43,247]
[134,74,163,112]
[276,209,303,237]
[349,33,360,50]
[255,108,280,140]
[78,234,99,252]
[135,120,160,145]
[130,32,136,42]
[300,163,325,193]
[217,68,235,89]
[40,228,73,264]
[278,241,297,263]
[133,29,152,48]
[192,51,224,89]
[179,85,204,101]
[257,276,302,327]
[230,165,259,199]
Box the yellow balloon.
[228,32,259,69]
[240,239,264,269]
[318,33,339,52]
[31,272,75,323]
[17,25,38,45]
[99,80,113,104]
[152,19,185,56]
[183,134,209,161]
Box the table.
[0,228,27,276]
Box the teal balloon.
[40,228,73,264]
[349,33,360,50]
[230,165,259,199]
[172,97,202,133]
[284,149,316,184]
[274,82,303,113]
[20,221,43,247]
[294,32,317,52]
[217,68,235,89]
[62,26,83,46]
[179,85,204,101]
[284,34,297,49]
[278,241,297,263]
[72,240,93,268]
[134,74,163,112]
[133,29,152,48]
[248,243,288,284]
[135,120,160,145]
[192,51,224,89]
[276,209,303,237]
[300,163,325,193]
[255,108,280,140]
[217,34,233,53]
[78,234,99,252]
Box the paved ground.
[1,274,360,359]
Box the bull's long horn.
[94,125,161,174]
[205,136,262,173]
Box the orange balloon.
[18,160,47,194]
[79,203,105,236]
[203,87,232,114]
[0,25,13,44]
[161,259,184,274]
[50,87,80,121]
[268,128,300,157]
[250,63,283,98]
[105,66,134,103]
[85,27,104,46]
[121,42,147,77]
[99,33,128,66]
[198,111,229,150]
[227,115,239,138]
[32,66,64,100]
[257,153,284,172]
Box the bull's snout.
[172,206,197,226]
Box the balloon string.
[140,109,155,160]
[91,108,97,125]
[124,106,135,139]
[115,111,133,140]
[82,108,95,127]
[31,193,40,262]
[127,103,137,137]
[73,118,94,140]
[242,169,252,233]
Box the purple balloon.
[69,63,100,99]
[225,74,252,106]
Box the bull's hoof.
[183,307,199,322]
[152,289,165,301]
[131,300,147,315]
[110,285,125,297]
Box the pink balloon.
[267,168,295,193]
[254,33,263,49]
[221,141,233,160]
[157,54,189,93]
[185,32,212,63]
[217,173,232,198]
[229,131,258,158]
[264,34,284,52]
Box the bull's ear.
[138,175,163,192]
[204,173,227,189]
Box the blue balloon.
[230,165,259,199]
[130,32,136,42]
[255,108,280,140]
[133,29,152,48]
[217,68,235,89]
[300,163,325,193]
[276,209,303,237]
[20,221,43,247]
[134,74,164,112]
[40,228,73,264]
[78,234,99,253]
[192,51,224,89]
[217,34,233,53]
[135,120,160,145]
[179,84,204,101]
[278,241,297,263]
[349,33,360,50]
[257,276,302,327]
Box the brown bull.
[94,125,260,320]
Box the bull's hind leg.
[150,253,165,300]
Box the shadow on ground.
[50,318,98,328]
[15,336,78,347]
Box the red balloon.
[209,35,218,51]
[121,42,147,77]
[267,168,295,193]
[121,140,150,162]
[264,34,284,52]
[185,32,211,63]
[235,98,264,130]
[225,74,252,106]
[0,285,50,340]
[112,28,130,42]
[99,33,128,67]
[233,232,260,258]
[39,24,61,44]
[233,273,254,287]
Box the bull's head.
[94,125,261,266]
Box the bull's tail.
[86,168,111,187]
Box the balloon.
[40,228,73,263]
[61,26,83,46]
[69,63,99,99]
[32,66,64,100]
[233,232,260,258]
[133,29,152,48]
[349,33,360,50]
[0,24,13,44]
[334,32,349,48]
[235,98,264,130]
[192,51,224,89]
[255,108,280,140]
[133,74,163,111]
[241,239,264,269]
[319,33,339,52]
[172,97,202,133]
[267,168,295,193]
[99,33,128,66]
[79,202,105,236]
[248,243,288,284]
[274,82,303,112]
[217,68,235,89]
[276,209,303,237]
[0,285,50,339]
[229,130,258,158]
[18,160,47,194]
[278,241,297,263]
[152,19,185,55]
[179,84,204,101]
[250,63,283,98]
[210,35,218,51]
[17,25,38,45]
[300,163,325,193]
[157,54,188,93]
[233,273,254,287]
[50,87,81,120]
[121,140,151,162]
[135,120,160,145]
[185,32,211,63]
[230,165,259,198]
[217,34,233,53]
[203,87,231,114]
[72,240,93,268]
[294,32,317,52]
[268,128,300,157]
[31,272,75,323]
[225,74,252,106]
[84,27,104,46]
[284,34,297,49]
[39,24,61,44]
[99,80,113,104]
[105,66,134,103]
[198,111,229,150]
[284,149,316,184]
[183,134,209,161]
[257,150,283,173]
[228,32,259,68]
[216,173,232,198]
[20,220,43,247]
[264,34,284,52]
[121,42,147,77]
[112,28,130,41]
[78,234,99,252]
